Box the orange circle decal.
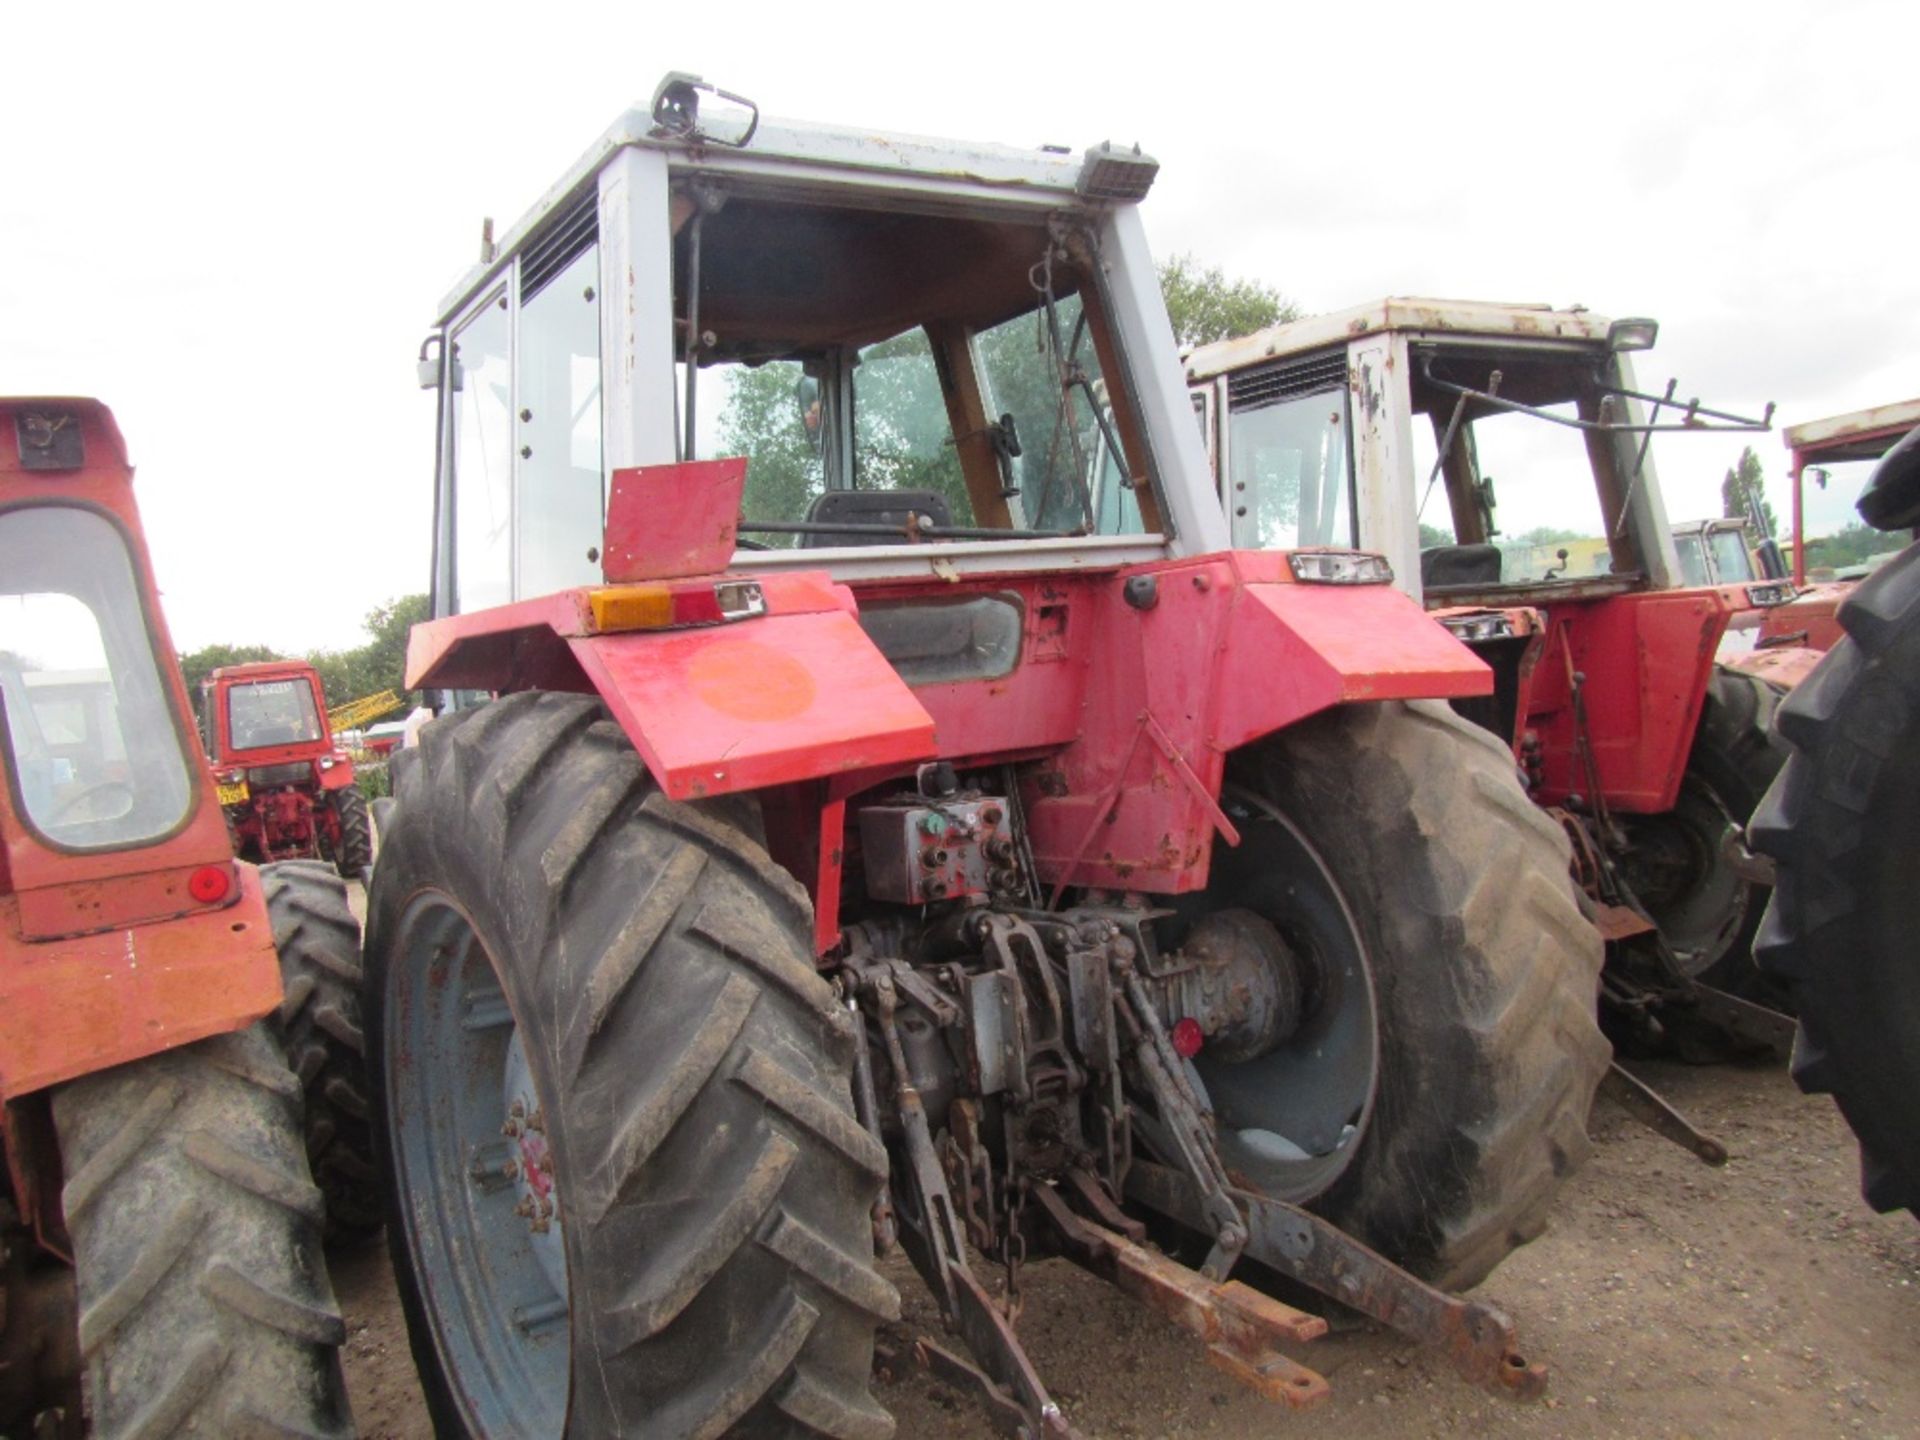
[687,640,817,722]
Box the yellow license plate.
[217,781,250,806]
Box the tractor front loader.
[368,79,1608,1437]
[0,399,356,1434]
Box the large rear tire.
[1619,667,1788,1005]
[366,693,897,1437]
[1752,543,1920,1215]
[1195,700,1609,1290]
[262,860,383,1247]
[50,1025,353,1437]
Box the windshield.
[0,505,194,850]
[227,678,324,750]
[675,192,1157,550]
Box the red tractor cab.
[0,398,351,1433]
[1186,299,1796,1050]
[203,659,372,877]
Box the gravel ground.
[333,1056,1918,1439]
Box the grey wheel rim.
[386,892,569,1437]
[1193,785,1380,1203]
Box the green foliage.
[1803,521,1901,573]
[356,762,391,800]
[1721,446,1778,536]
[179,642,282,698]
[1418,523,1454,548]
[718,362,822,549]
[1157,254,1299,348]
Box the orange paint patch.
[688,640,818,722]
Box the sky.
[3,1,1915,651]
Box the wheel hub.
[1162,908,1307,1064]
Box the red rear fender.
[407,573,936,801]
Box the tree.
[179,642,282,698]
[1418,523,1454,549]
[1157,255,1298,348]
[1721,446,1778,536]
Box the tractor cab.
[1186,299,1779,775]
[418,78,1230,630]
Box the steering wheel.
[48,779,136,825]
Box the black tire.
[330,785,373,880]
[50,1024,353,1437]
[1752,543,1920,1215]
[262,860,383,1247]
[366,692,897,1437]
[1208,700,1610,1290]
[1621,667,1788,1003]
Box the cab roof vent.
[520,192,598,302]
[1226,349,1347,411]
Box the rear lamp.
[587,579,767,634]
[1288,551,1393,586]
[1607,317,1659,352]
[188,864,232,904]
[1745,582,1795,607]
[1170,1017,1205,1059]
[1438,612,1516,642]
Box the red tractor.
[202,659,373,878]
[366,79,1609,1437]
[0,398,355,1433]
[1184,299,1796,1056]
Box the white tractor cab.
[1185,298,1804,1053]
[1182,297,1778,610]
[1669,517,1793,662]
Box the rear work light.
[1438,612,1516,642]
[1288,551,1393,585]
[587,579,767,634]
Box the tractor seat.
[801,489,954,547]
[1421,543,1502,589]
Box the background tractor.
[0,398,356,1435]
[201,658,373,878]
[366,78,1610,1438]
[1727,398,1920,691]
[1185,299,1795,1053]
[1754,420,1920,1217]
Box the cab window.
[0,506,194,849]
